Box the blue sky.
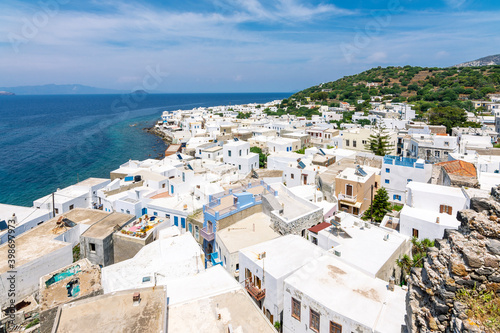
[1,0,499,92]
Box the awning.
[339,200,362,208]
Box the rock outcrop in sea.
[406,187,500,332]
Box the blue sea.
[0,93,290,206]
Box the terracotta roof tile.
[436,160,476,177]
[308,222,331,234]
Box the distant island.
[0,84,160,95]
[0,91,15,96]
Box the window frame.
[330,321,342,333]
[291,298,301,321]
[310,309,320,332]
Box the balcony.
[338,193,357,203]
[245,279,266,301]
[200,226,215,242]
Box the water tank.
[134,175,142,182]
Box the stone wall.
[406,193,500,332]
[271,209,323,236]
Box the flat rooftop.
[285,255,407,333]
[240,235,325,279]
[401,205,460,228]
[216,212,279,254]
[0,209,108,273]
[0,203,50,224]
[82,212,134,239]
[74,177,109,187]
[166,266,275,333]
[319,214,409,276]
[53,286,166,333]
[40,258,101,311]
[102,233,204,293]
[407,181,465,198]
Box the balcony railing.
[338,193,357,203]
[200,226,215,242]
[245,279,266,301]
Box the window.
[291,174,294,179]
[90,243,96,253]
[182,172,185,182]
[236,263,239,271]
[55,208,59,214]
[310,309,320,332]
[435,151,440,158]
[412,228,419,238]
[330,321,342,333]
[239,150,242,156]
[407,179,412,183]
[440,205,453,215]
[238,165,241,170]
[385,179,390,184]
[228,150,231,157]
[174,216,178,226]
[345,139,350,146]
[353,140,357,148]
[195,226,199,239]
[69,204,74,210]
[154,212,158,216]
[291,298,301,320]
[393,194,401,201]
[444,141,449,146]
[386,168,390,173]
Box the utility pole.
[370,184,374,223]
[52,192,56,218]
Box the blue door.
[174,216,178,226]
[181,218,186,229]
[141,208,147,215]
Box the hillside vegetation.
[291,65,500,114]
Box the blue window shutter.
[181,218,186,228]
[174,216,178,226]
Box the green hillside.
[290,65,500,113]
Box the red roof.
[308,222,332,234]
[436,160,476,177]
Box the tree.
[396,237,435,285]
[365,124,394,156]
[250,147,267,168]
[362,187,391,223]
[427,106,467,133]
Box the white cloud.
[444,0,466,8]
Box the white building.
[34,178,110,215]
[381,156,432,204]
[238,235,326,325]
[215,212,280,278]
[101,229,204,293]
[223,140,259,174]
[397,182,469,240]
[0,204,52,245]
[0,209,110,309]
[307,213,410,283]
[283,255,407,333]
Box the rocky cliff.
[406,188,500,332]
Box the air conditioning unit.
[334,250,341,257]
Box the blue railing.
[384,155,421,168]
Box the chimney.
[133,292,141,305]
